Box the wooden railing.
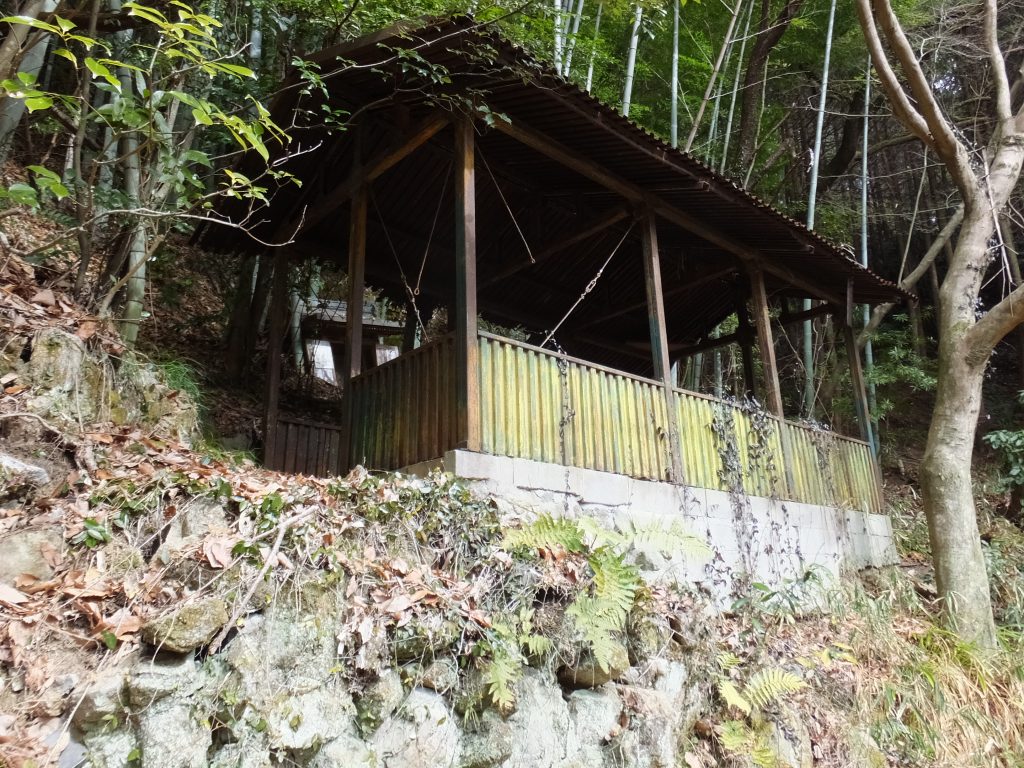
[266,416,346,476]
[347,334,457,470]
[478,333,882,513]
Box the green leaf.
[183,149,211,167]
[5,183,38,207]
[54,15,76,32]
[213,62,255,79]
[52,47,77,65]
[27,164,59,182]
[1,15,60,33]
[191,107,213,126]
[101,630,118,650]
[24,96,53,112]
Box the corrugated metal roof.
[202,16,908,376]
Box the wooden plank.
[340,185,368,472]
[489,117,843,305]
[748,267,784,419]
[454,117,482,451]
[288,113,449,235]
[263,253,289,470]
[843,322,876,456]
[640,213,684,484]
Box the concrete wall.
[408,450,897,604]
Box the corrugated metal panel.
[479,333,672,480]
[479,332,882,512]
[348,334,457,470]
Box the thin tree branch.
[963,282,1024,365]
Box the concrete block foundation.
[410,450,897,604]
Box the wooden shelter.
[207,17,907,512]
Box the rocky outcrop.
[6,328,198,442]
[75,591,712,768]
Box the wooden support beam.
[289,112,449,236]
[843,321,876,456]
[779,301,836,326]
[454,117,481,451]
[573,266,736,331]
[640,213,684,484]
[663,330,743,357]
[748,267,784,419]
[489,117,842,306]
[263,252,289,468]
[482,206,630,288]
[344,187,368,380]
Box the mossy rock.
[141,597,228,653]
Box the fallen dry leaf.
[0,583,28,606]
[30,288,55,307]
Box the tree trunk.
[584,2,602,93]
[0,0,57,163]
[621,3,642,117]
[670,0,679,148]
[736,0,805,170]
[921,211,998,648]
[684,0,742,152]
[562,0,585,76]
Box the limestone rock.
[355,669,404,733]
[26,328,108,424]
[136,699,211,768]
[265,684,356,752]
[208,734,273,768]
[72,669,128,731]
[372,687,461,768]
[558,642,630,688]
[418,658,458,693]
[568,688,623,767]
[156,498,230,562]
[393,615,461,661]
[140,597,228,653]
[227,604,337,699]
[459,709,514,768]
[83,729,139,768]
[846,726,886,768]
[0,451,51,494]
[766,705,813,768]
[0,526,62,586]
[127,653,197,707]
[310,731,376,768]
[504,670,577,768]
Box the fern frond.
[617,518,712,559]
[501,514,584,554]
[588,548,639,619]
[717,652,742,671]
[483,644,522,714]
[744,669,806,709]
[718,719,753,751]
[718,679,752,715]
[750,743,780,768]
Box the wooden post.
[640,213,684,484]
[736,290,756,399]
[454,117,481,451]
[344,186,368,380]
[264,252,289,470]
[843,321,876,456]
[748,267,784,419]
[402,302,418,353]
[340,186,367,471]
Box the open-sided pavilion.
[206,17,907,525]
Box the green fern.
[744,669,807,709]
[718,679,752,715]
[482,642,521,715]
[501,514,585,554]
[588,549,638,619]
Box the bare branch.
[985,0,1012,126]
[963,282,1024,365]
